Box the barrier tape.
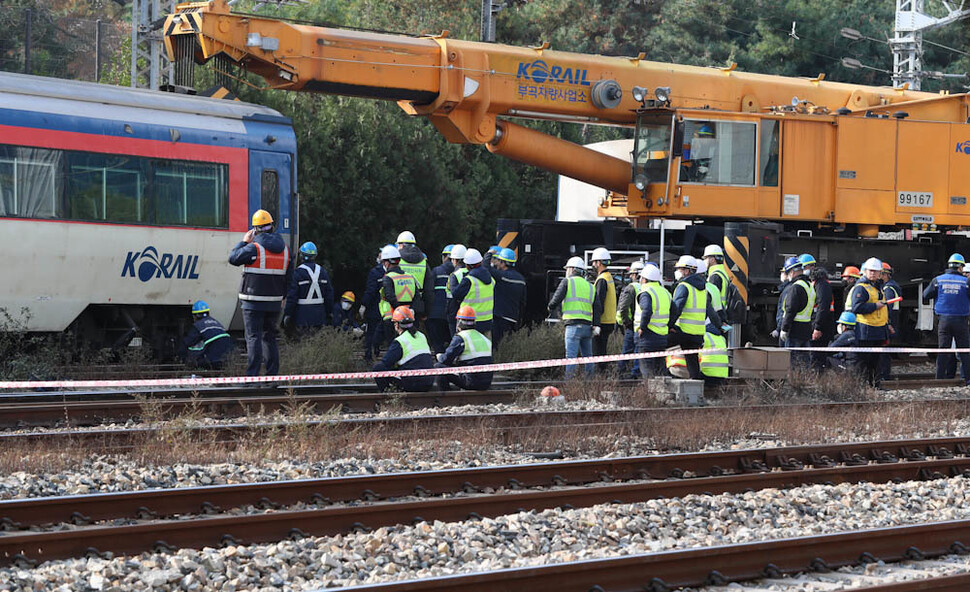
[0,344,962,391]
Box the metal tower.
[892,0,970,89]
[130,0,175,89]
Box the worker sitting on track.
[827,311,859,371]
[435,306,494,391]
[617,260,645,378]
[180,300,232,370]
[372,306,435,393]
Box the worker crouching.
[827,311,859,371]
[372,306,435,392]
[180,300,232,370]
[435,306,494,391]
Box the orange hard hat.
[456,306,476,321]
[881,262,892,272]
[391,306,414,324]
[541,385,560,398]
[341,291,356,303]
[841,266,861,279]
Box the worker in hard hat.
[694,259,726,329]
[450,248,495,335]
[799,254,834,371]
[435,306,494,391]
[770,262,792,342]
[333,291,362,335]
[180,300,231,369]
[283,241,333,332]
[702,244,730,312]
[483,247,526,351]
[840,266,861,314]
[445,244,467,338]
[589,247,617,371]
[851,257,890,386]
[427,244,456,353]
[681,123,715,182]
[922,253,970,383]
[379,244,418,352]
[826,311,860,371]
[395,231,433,320]
[636,263,672,377]
[778,256,816,368]
[617,261,645,378]
[668,255,721,379]
[699,323,730,386]
[372,306,435,392]
[228,209,292,376]
[548,256,595,378]
[361,245,388,362]
[879,261,902,381]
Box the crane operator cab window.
[679,120,756,186]
[632,116,673,188]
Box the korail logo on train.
[956,141,970,155]
[515,60,591,86]
[121,246,201,282]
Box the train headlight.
[634,174,648,191]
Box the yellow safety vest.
[399,258,427,288]
[783,278,816,323]
[855,282,888,327]
[617,283,641,325]
[675,281,707,335]
[635,282,671,336]
[462,274,494,323]
[707,264,730,309]
[458,329,492,362]
[446,268,466,299]
[380,271,417,320]
[395,330,431,366]
[700,332,729,378]
[562,276,594,322]
[596,271,617,325]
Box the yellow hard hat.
[252,209,274,227]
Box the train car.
[0,71,298,354]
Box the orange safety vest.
[240,242,290,303]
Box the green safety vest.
[446,268,467,299]
[458,329,492,362]
[635,282,671,336]
[616,283,641,325]
[562,276,594,322]
[706,281,724,314]
[399,257,427,288]
[707,264,730,309]
[395,330,431,366]
[380,271,417,320]
[701,332,729,378]
[462,274,494,322]
[783,278,816,323]
[675,281,707,335]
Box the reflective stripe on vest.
[380,271,417,319]
[844,283,858,312]
[239,242,290,302]
[244,242,289,275]
[789,278,816,323]
[885,283,901,311]
[701,332,729,378]
[458,329,492,362]
[596,271,617,325]
[446,268,466,299]
[675,281,707,335]
[856,283,889,327]
[636,282,670,336]
[617,283,641,325]
[380,300,392,320]
[708,265,730,309]
[395,330,431,366]
[463,275,494,322]
[666,353,686,369]
[296,263,325,305]
[562,276,593,322]
[399,258,427,287]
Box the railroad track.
[3,436,970,567]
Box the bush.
[279,326,366,375]
[0,307,61,381]
[495,322,565,363]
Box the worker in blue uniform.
[435,306,494,391]
[180,300,231,369]
[362,246,388,361]
[372,306,436,392]
[851,257,890,386]
[283,241,333,332]
[228,209,292,377]
[426,244,455,353]
[879,261,902,381]
[800,254,834,371]
[826,311,859,371]
[484,247,526,351]
[332,291,362,333]
[922,253,970,383]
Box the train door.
[249,150,294,249]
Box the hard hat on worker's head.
[783,256,802,272]
[488,245,501,254]
[341,291,355,303]
[881,261,893,273]
[497,248,517,264]
[299,241,317,258]
[391,305,415,326]
[191,300,210,315]
[396,231,416,245]
[842,266,861,279]
[838,311,857,326]
[450,244,467,260]
[674,255,697,270]
[861,257,883,272]
[464,248,484,265]
[251,209,274,227]
[640,264,662,282]
[442,244,454,256]
[380,245,401,261]
[629,260,645,274]
[703,244,723,258]
[564,256,587,271]
[456,306,477,321]
[697,124,714,137]
[949,253,966,267]
[694,259,708,274]
[798,254,816,267]
[590,247,611,263]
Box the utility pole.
[892,0,970,89]
[480,0,503,42]
[24,8,32,75]
[130,0,175,89]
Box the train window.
[261,170,279,221]
[680,120,756,186]
[0,146,59,218]
[155,161,228,227]
[760,120,780,187]
[66,153,149,223]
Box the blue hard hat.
[783,256,802,272]
[442,244,454,255]
[949,253,966,265]
[192,300,210,315]
[497,247,517,264]
[697,124,714,137]
[300,241,317,257]
[488,245,501,254]
[838,311,857,326]
[798,254,816,266]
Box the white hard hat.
[380,245,401,260]
[639,264,662,282]
[861,257,883,272]
[591,247,611,262]
[630,260,645,272]
[703,244,723,258]
[695,259,708,274]
[396,230,416,244]
[675,255,698,269]
[450,244,467,260]
[564,256,587,271]
[464,248,483,265]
